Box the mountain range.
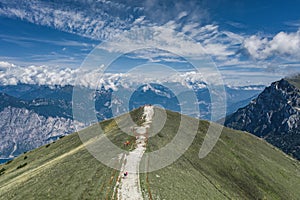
[0,82,263,162]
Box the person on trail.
[123,140,130,147]
[123,171,128,178]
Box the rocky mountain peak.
[224,77,300,160]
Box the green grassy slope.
[0,107,299,200]
[141,108,300,200]
[0,126,116,200]
[0,108,144,200]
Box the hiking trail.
[115,105,153,200]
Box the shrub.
[158,133,164,137]
[0,167,5,175]
[16,163,27,169]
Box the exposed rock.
[224,78,300,160]
[0,106,84,160]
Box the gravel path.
[116,106,153,200]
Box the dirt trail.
[116,106,153,200]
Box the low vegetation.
[0,168,5,176]
[16,163,27,170]
[140,108,300,199]
[0,107,299,199]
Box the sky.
[0,0,300,87]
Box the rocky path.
[116,106,153,200]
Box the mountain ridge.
[0,107,299,199]
[224,76,300,160]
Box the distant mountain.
[0,83,263,119]
[0,87,111,163]
[0,92,85,163]
[0,83,263,162]
[0,107,299,199]
[0,84,73,101]
[124,83,263,119]
[0,106,83,160]
[224,75,300,160]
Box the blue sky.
[204,0,300,33]
[0,0,299,86]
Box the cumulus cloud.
[0,61,77,86]
[243,30,300,60]
[0,61,223,89]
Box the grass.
[140,108,300,200]
[0,107,299,199]
[0,127,114,199]
[0,107,145,200]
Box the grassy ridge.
[0,107,299,199]
[0,123,118,199]
[0,107,146,200]
[141,108,300,199]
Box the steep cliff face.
[0,106,84,161]
[224,78,300,160]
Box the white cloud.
[153,22,241,61]
[133,16,146,25]
[203,43,234,58]
[243,30,300,60]
[98,24,207,59]
[97,20,240,63]
[182,22,200,34]
[0,61,228,89]
[285,20,300,27]
[243,35,268,59]
[177,11,188,20]
[0,1,238,62]
[3,56,297,88]
[124,48,189,64]
[0,0,138,40]
[0,61,16,69]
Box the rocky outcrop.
[224,79,300,160]
[0,106,84,160]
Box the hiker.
[123,140,130,147]
[123,171,128,178]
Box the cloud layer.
[1,0,299,64]
[0,0,136,40]
[0,60,244,92]
[0,61,212,89]
[0,0,299,87]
